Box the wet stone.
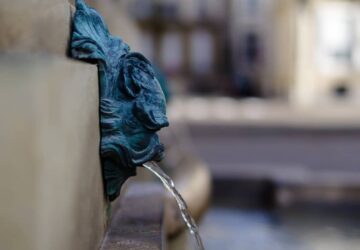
[101,183,166,250]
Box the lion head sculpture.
[71,0,169,201]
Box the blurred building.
[230,0,284,97]
[120,0,360,103]
[122,0,231,94]
[290,0,360,106]
[231,0,360,105]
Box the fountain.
[143,162,204,250]
[70,1,204,249]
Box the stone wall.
[0,54,106,250]
[0,1,141,249]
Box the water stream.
[143,161,205,250]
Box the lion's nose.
[134,99,169,130]
[151,110,169,128]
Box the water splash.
[143,161,205,250]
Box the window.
[190,29,214,75]
[160,32,184,74]
[316,3,355,75]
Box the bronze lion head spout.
[71,0,169,201]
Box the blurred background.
[118,0,360,249]
[1,0,360,249]
[122,0,360,103]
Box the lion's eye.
[121,62,142,98]
[138,62,146,68]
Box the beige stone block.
[0,0,72,55]
[0,0,142,55]
[0,54,107,250]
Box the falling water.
[143,161,205,250]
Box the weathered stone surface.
[0,0,142,55]
[101,183,165,250]
[0,0,72,55]
[0,54,107,250]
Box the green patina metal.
[71,0,169,201]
